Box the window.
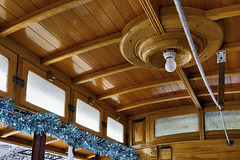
[107,117,124,143]
[155,114,199,137]
[0,54,9,92]
[26,71,66,117]
[76,99,100,132]
[205,111,240,131]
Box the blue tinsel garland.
[0,98,138,160]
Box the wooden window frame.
[73,90,103,137]
[19,59,70,122]
[105,111,127,145]
[0,46,17,99]
[204,106,240,140]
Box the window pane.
[76,99,100,132]
[26,71,65,117]
[205,111,240,131]
[155,114,198,137]
[107,117,123,143]
[0,54,9,92]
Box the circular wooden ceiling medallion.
[120,7,223,70]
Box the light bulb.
[163,49,177,72]
[165,57,177,72]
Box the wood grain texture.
[41,32,122,65]
[176,68,202,110]
[97,77,181,100]
[72,63,138,85]
[205,4,240,20]
[116,93,191,112]
[0,128,20,138]
[139,0,165,34]
[0,0,94,37]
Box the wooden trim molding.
[205,4,240,20]
[41,32,122,66]
[0,0,94,37]
[73,63,138,85]
[116,93,191,112]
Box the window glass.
[205,111,240,131]
[0,54,9,92]
[26,71,65,116]
[107,117,124,143]
[76,99,100,132]
[155,114,198,137]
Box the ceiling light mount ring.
[120,7,223,71]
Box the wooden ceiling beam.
[189,68,240,81]
[139,0,165,34]
[197,87,240,97]
[41,32,122,66]
[97,68,240,100]
[97,77,181,100]
[205,4,240,20]
[0,128,20,138]
[176,68,202,110]
[0,0,94,37]
[116,93,191,112]
[220,41,240,52]
[72,63,138,85]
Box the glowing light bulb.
[163,49,177,72]
[165,57,177,72]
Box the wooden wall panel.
[133,119,146,145]
[137,148,150,160]
[170,139,240,160]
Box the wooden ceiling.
[0,0,240,118]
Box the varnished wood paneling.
[133,119,146,145]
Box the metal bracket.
[47,71,56,82]
[216,51,226,63]
[68,104,75,112]
[88,97,95,105]
[13,76,24,87]
[226,140,234,146]
[125,133,129,139]
[102,121,107,128]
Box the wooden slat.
[0,128,20,138]
[176,68,202,110]
[87,153,95,159]
[205,4,240,20]
[116,93,191,112]
[41,32,122,66]
[97,77,181,100]
[45,138,60,145]
[0,0,94,37]
[73,63,138,85]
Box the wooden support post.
[95,154,100,160]
[217,51,226,108]
[218,62,225,107]
[198,109,205,140]
[31,133,46,160]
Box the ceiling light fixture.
[163,49,177,72]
